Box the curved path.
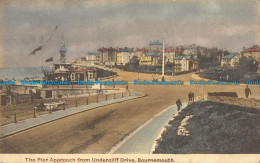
[110,103,187,154]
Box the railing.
[0,91,134,126]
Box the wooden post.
[49,107,52,114]
[122,92,123,98]
[75,101,78,107]
[86,98,88,105]
[33,108,36,118]
[106,94,108,101]
[14,112,17,123]
[114,93,116,99]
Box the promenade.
[0,92,143,138]
[110,103,187,154]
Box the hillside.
[153,97,260,154]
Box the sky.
[0,0,259,68]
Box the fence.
[0,91,133,126]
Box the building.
[44,45,98,84]
[243,45,260,58]
[97,47,118,66]
[70,68,97,82]
[44,45,72,81]
[139,52,161,66]
[149,40,163,51]
[85,52,99,65]
[183,49,197,55]
[164,49,183,63]
[174,56,188,72]
[174,55,199,73]
[116,47,134,66]
[134,48,149,58]
[76,52,99,66]
[243,45,260,70]
[221,54,239,68]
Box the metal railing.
[0,91,134,126]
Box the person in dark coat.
[126,85,129,92]
[191,92,194,102]
[188,92,195,102]
[176,99,182,111]
[245,85,251,98]
[188,92,192,102]
[112,78,115,88]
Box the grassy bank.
[154,98,260,154]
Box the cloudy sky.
[0,0,259,68]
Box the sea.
[0,66,52,80]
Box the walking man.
[188,92,192,102]
[176,99,182,111]
[245,85,251,98]
[191,92,194,102]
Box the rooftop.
[118,47,134,52]
[145,52,161,57]
[165,49,183,53]
[174,55,198,60]
[244,45,260,53]
[98,47,117,52]
[174,56,184,60]
[136,48,149,52]
[222,54,236,59]
[149,40,163,46]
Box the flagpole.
[162,38,165,80]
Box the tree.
[125,56,139,71]
[223,50,230,56]
[237,57,258,78]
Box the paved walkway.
[110,103,187,154]
[0,92,143,138]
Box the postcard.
[0,0,260,162]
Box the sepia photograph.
[0,0,260,162]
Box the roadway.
[1,71,259,153]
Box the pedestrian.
[112,78,115,88]
[126,85,129,92]
[191,92,194,102]
[188,92,192,102]
[245,85,251,98]
[176,99,182,111]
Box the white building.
[174,55,199,72]
[221,54,239,68]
